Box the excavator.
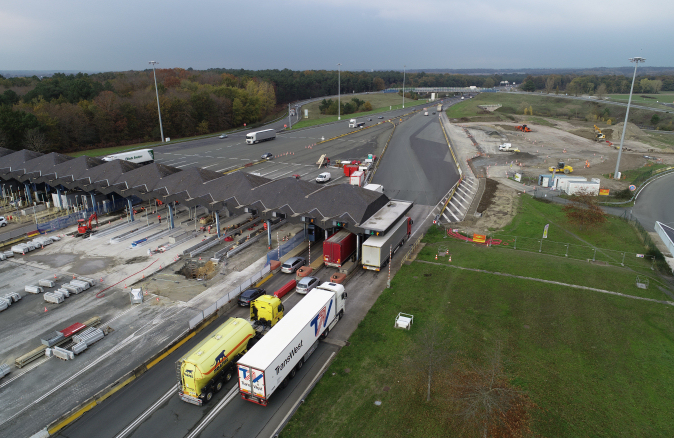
[593,125,606,141]
[516,124,532,132]
[548,161,573,174]
[75,213,98,238]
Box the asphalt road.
[372,112,461,206]
[151,100,433,185]
[631,172,674,232]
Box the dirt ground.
[454,179,520,236]
[460,120,674,191]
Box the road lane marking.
[113,384,177,438]
[201,163,219,168]
[184,385,239,438]
[175,162,199,168]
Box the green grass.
[290,93,429,130]
[281,195,674,438]
[526,116,555,127]
[607,92,674,110]
[282,255,674,438]
[612,163,673,186]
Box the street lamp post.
[337,63,342,121]
[403,65,406,109]
[614,57,645,179]
[149,61,165,142]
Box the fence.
[188,264,272,330]
[490,233,658,271]
[36,198,128,234]
[266,232,306,264]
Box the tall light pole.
[614,57,645,179]
[337,63,342,121]
[149,61,165,142]
[402,65,406,109]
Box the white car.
[0,216,7,227]
[219,134,228,139]
[316,172,331,183]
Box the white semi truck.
[362,216,412,271]
[349,119,365,128]
[102,149,154,165]
[237,283,347,406]
[246,129,276,144]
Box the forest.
[1,68,673,153]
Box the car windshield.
[281,263,291,268]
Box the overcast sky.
[1,0,671,72]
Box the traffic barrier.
[274,280,296,299]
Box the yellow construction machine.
[548,161,573,174]
[593,125,606,141]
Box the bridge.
[383,87,498,93]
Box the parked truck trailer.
[246,129,276,144]
[177,318,257,405]
[102,149,154,165]
[362,216,412,271]
[237,283,347,406]
[323,230,357,267]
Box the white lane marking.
[175,162,199,168]
[273,168,303,179]
[113,384,177,438]
[0,306,183,428]
[184,385,240,438]
[201,163,219,168]
[0,357,50,389]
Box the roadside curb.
[42,311,221,436]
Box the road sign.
[629,185,636,191]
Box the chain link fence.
[490,233,657,271]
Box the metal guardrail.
[399,234,425,268]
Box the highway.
[49,97,459,438]
[152,99,433,185]
[632,172,674,231]
[372,111,461,205]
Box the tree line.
[2,68,674,154]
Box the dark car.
[238,288,266,306]
[261,153,273,160]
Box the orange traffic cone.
[449,256,452,262]
[435,254,438,260]
[44,307,48,312]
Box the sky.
[1,0,672,72]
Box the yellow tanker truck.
[177,318,257,405]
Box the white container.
[70,280,90,290]
[62,284,82,294]
[39,279,56,288]
[77,277,96,287]
[72,342,88,355]
[25,285,44,294]
[0,254,6,261]
[3,251,14,258]
[57,288,70,298]
[0,301,7,311]
[44,293,64,304]
[4,292,21,303]
[238,285,347,406]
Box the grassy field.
[290,93,427,130]
[607,92,674,109]
[281,198,674,438]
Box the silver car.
[296,276,319,294]
[281,257,306,273]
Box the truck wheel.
[290,367,297,379]
[339,310,344,320]
[205,390,214,402]
[225,369,233,382]
[296,359,304,370]
[215,380,223,392]
[281,377,289,389]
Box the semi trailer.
[246,129,276,144]
[323,230,357,267]
[102,149,154,165]
[361,216,412,271]
[237,283,347,406]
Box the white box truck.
[362,216,412,271]
[102,149,154,165]
[348,119,365,128]
[350,170,364,187]
[237,283,347,406]
[246,129,276,144]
